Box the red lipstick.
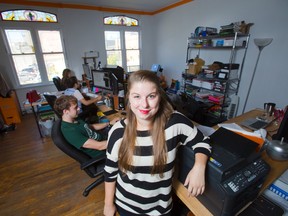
[140,110,150,114]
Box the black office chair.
[43,94,61,118]
[51,119,105,196]
[52,76,64,91]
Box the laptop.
[240,116,275,131]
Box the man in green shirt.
[54,95,120,158]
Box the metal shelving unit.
[182,32,250,124]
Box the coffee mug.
[264,102,276,116]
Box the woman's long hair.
[118,70,174,176]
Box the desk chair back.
[52,76,64,91]
[43,94,61,118]
[51,119,105,196]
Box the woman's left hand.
[184,163,206,197]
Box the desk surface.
[98,105,125,121]
[173,108,288,216]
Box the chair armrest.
[80,153,105,170]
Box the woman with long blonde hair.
[104,70,211,216]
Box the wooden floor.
[0,114,105,216]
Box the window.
[1,9,57,22]
[2,9,65,86]
[104,15,140,72]
[125,31,140,72]
[38,30,66,81]
[104,30,140,72]
[4,29,66,85]
[103,15,138,26]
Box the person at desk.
[64,76,102,121]
[54,95,120,158]
[103,70,211,216]
[61,68,72,90]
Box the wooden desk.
[173,108,288,216]
[97,104,125,121]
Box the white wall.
[154,0,288,114]
[0,5,156,107]
[0,0,287,115]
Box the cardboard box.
[186,64,197,75]
[186,58,204,75]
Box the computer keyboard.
[86,92,99,98]
[103,109,118,116]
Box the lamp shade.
[254,38,273,50]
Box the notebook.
[240,117,275,131]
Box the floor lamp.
[242,38,273,114]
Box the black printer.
[178,127,270,216]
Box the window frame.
[1,22,67,88]
[104,23,142,72]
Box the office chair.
[52,76,64,91]
[51,119,105,196]
[43,94,61,118]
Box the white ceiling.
[28,0,188,13]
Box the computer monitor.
[272,107,288,142]
[91,69,118,95]
[102,66,124,84]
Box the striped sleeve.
[104,120,124,182]
[166,111,211,156]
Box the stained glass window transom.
[1,10,57,22]
[104,15,138,26]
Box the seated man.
[64,76,101,122]
[54,95,120,158]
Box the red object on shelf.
[208,95,224,104]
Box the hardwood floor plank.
[0,114,105,216]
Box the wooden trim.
[0,0,193,15]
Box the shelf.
[185,81,238,95]
[188,45,246,49]
[188,32,249,50]
[183,32,250,122]
[188,33,249,40]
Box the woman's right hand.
[103,203,117,216]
